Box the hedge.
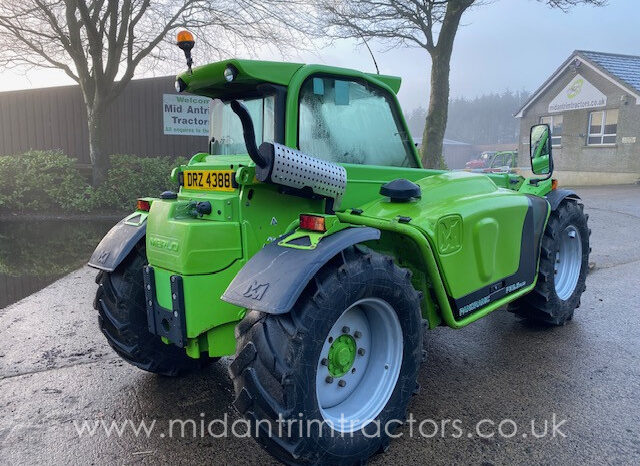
[0,151,185,214]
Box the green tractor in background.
[89,33,589,465]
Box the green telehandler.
[89,33,589,465]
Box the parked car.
[466,150,518,172]
[465,150,496,169]
[482,150,519,173]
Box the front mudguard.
[88,214,146,272]
[546,189,580,211]
[221,227,380,314]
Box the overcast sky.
[0,0,638,111]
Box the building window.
[540,115,563,146]
[588,109,618,145]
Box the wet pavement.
[1,185,639,465]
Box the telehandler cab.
[89,33,589,465]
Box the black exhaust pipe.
[230,100,268,169]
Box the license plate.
[183,170,237,192]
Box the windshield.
[209,95,275,155]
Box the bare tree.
[317,0,606,168]
[0,1,304,184]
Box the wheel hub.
[315,298,403,433]
[327,335,356,377]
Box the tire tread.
[229,246,423,464]
[94,244,211,376]
[511,200,589,325]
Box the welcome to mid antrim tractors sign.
[548,74,606,113]
[163,94,211,136]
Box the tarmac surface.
[1,184,639,465]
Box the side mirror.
[529,124,552,176]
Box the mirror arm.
[529,158,553,184]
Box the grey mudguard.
[88,218,146,272]
[546,188,580,211]
[221,227,381,314]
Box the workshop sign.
[548,74,606,113]
[163,94,211,136]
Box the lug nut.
[358,348,366,356]
[326,376,334,384]
[321,358,328,366]
[342,326,350,334]
[354,331,362,339]
[338,380,346,387]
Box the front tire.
[229,247,423,465]
[94,242,210,376]
[510,200,590,325]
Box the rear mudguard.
[88,215,146,272]
[546,189,580,210]
[221,227,380,314]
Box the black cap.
[380,179,421,203]
[160,191,178,200]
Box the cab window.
[298,76,417,167]
[209,95,275,155]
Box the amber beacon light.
[176,30,195,73]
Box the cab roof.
[177,59,402,98]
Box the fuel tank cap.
[379,179,421,203]
[160,190,178,200]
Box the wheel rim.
[315,298,403,433]
[554,225,582,300]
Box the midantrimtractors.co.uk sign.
[548,74,606,113]
[163,94,211,136]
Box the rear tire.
[229,247,423,465]
[94,242,211,376]
[510,200,590,325]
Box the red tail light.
[299,214,326,232]
[136,199,151,212]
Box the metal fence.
[0,76,208,163]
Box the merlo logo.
[437,215,462,255]
[243,281,269,300]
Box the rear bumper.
[143,263,246,346]
[143,265,187,347]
